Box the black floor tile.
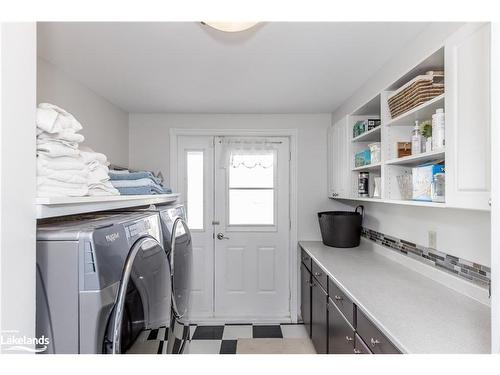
[192,325,224,340]
[164,328,169,340]
[157,341,164,354]
[219,340,237,354]
[252,325,283,338]
[172,338,183,354]
[147,329,158,340]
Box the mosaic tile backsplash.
[361,227,491,289]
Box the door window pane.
[228,151,275,226]
[229,153,274,188]
[229,189,274,225]
[186,151,204,230]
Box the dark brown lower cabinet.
[328,299,355,354]
[354,333,372,354]
[300,247,401,355]
[356,309,401,354]
[311,280,328,354]
[300,262,312,337]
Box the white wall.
[490,22,500,353]
[332,22,491,267]
[37,58,129,166]
[129,113,346,240]
[0,22,37,352]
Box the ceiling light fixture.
[201,22,260,33]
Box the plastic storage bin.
[318,206,364,248]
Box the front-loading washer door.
[103,236,172,354]
[170,218,192,320]
[166,218,192,354]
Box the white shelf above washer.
[36,194,180,219]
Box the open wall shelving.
[328,48,447,208]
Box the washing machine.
[36,211,173,354]
[113,203,193,354]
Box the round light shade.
[202,22,259,33]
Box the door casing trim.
[170,128,299,322]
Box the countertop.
[299,240,491,354]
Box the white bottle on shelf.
[432,108,445,150]
[411,120,423,155]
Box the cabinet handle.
[345,336,353,342]
[370,338,380,347]
[353,348,362,354]
[334,295,343,301]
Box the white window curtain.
[219,138,280,169]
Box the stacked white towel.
[80,147,119,196]
[36,103,119,197]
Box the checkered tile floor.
[128,323,309,354]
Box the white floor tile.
[188,340,221,354]
[280,325,309,339]
[137,330,150,343]
[189,325,197,338]
[173,321,185,338]
[222,325,253,340]
[126,340,160,354]
[157,327,166,341]
[161,341,168,354]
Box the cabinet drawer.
[356,310,401,354]
[354,333,372,354]
[301,249,311,271]
[311,260,328,292]
[328,279,354,327]
[327,299,355,354]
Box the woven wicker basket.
[388,71,444,118]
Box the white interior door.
[213,136,290,320]
[176,136,214,319]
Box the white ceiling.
[37,22,430,113]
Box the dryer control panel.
[124,215,161,244]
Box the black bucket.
[318,206,364,248]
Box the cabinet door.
[336,118,349,198]
[300,262,312,337]
[328,300,355,354]
[327,125,336,198]
[356,309,401,354]
[328,117,349,199]
[354,333,372,354]
[311,281,328,354]
[445,23,491,210]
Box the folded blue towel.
[116,185,172,195]
[109,171,161,184]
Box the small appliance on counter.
[318,205,364,248]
